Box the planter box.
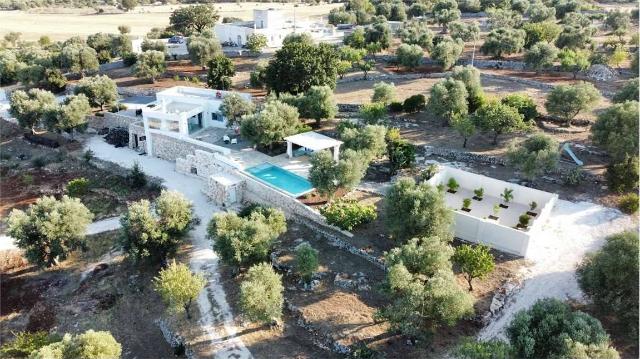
[447,189,458,194]
[488,215,499,220]
[499,203,509,209]
[526,211,538,217]
[473,196,483,201]
[461,207,471,212]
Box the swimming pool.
[245,163,314,197]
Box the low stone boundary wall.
[337,103,362,112]
[424,145,506,165]
[337,71,447,84]
[149,130,230,161]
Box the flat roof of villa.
[157,86,251,101]
[284,131,342,151]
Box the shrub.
[240,263,284,324]
[320,199,377,231]
[577,231,639,337]
[474,188,484,199]
[295,243,319,282]
[403,94,426,113]
[606,156,639,193]
[62,330,121,359]
[208,208,286,267]
[385,178,453,241]
[66,177,90,197]
[120,190,193,263]
[591,101,638,163]
[153,260,206,319]
[501,93,538,122]
[506,298,612,358]
[359,101,387,124]
[563,167,585,186]
[545,82,601,126]
[7,196,93,268]
[31,156,47,168]
[386,128,416,174]
[389,101,404,112]
[420,164,439,181]
[455,338,513,359]
[453,244,495,291]
[447,177,459,192]
[618,193,639,214]
[507,134,560,180]
[501,188,514,203]
[126,162,146,189]
[0,331,60,358]
[518,214,530,228]
[462,198,472,209]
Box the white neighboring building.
[131,38,189,59]
[140,86,250,156]
[215,8,342,48]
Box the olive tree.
[431,37,464,70]
[451,115,476,148]
[240,99,302,150]
[219,92,255,128]
[604,10,630,35]
[385,178,453,241]
[59,42,99,76]
[507,133,560,179]
[501,93,538,122]
[544,82,600,126]
[132,50,166,83]
[558,48,591,79]
[9,88,57,134]
[246,33,268,53]
[486,8,523,29]
[153,260,206,319]
[208,208,286,267]
[169,5,219,35]
[472,101,528,145]
[74,75,118,110]
[524,42,558,73]
[308,149,369,197]
[297,85,338,125]
[120,190,194,263]
[523,21,562,48]
[451,65,485,112]
[452,244,495,291]
[449,21,480,42]
[372,81,397,105]
[396,43,423,70]
[481,28,526,58]
[527,1,556,22]
[591,101,638,162]
[398,20,434,49]
[54,94,91,138]
[426,78,468,125]
[433,0,461,31]
[339,124,387,159]
[7,195,94,268]
[506,298,614,359]
[187,35,222,69]
[206,55,235,90]
[240,263,284,324]
[577,231,638,337]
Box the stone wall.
[128,122,145,150]
[88,112,139,130]
[424,145,506,165]
[149,130,230,161]
[337,71,447,84]
[337,103,362,112]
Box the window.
[191,166,198,175]
[212,113,223,122]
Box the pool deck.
[190,127,313,178]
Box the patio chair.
[223,135,231,144]
[231,138,238,145]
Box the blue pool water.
[246,163,314,197]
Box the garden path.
[85,136,252,359]
[478,199,636,340]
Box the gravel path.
[478,199,636,340]
[85,136,252,359]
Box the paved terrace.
[191,127,312,178]
[443,187,531,229]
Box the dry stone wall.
[87,112,138,130]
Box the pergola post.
[286,140,293,158]
[333,144,340,162]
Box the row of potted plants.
[445,177,539,230]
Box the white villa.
[214,9,343,48]
[139,86,250,156]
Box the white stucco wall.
[428,166,558,257]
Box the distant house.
[138,86,251,156]
[214,8,343,48]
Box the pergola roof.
[283,131,342,151]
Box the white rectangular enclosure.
[427,166,558,257]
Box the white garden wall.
[428,166,558,257]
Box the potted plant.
[489,204,501,220]
[461,198,472,212]
[447,178,459,193]
[500,188,514,208]
[420,164,438,182]
[527,201,538,216]
[517,213,531,229]
[473,187,484,201]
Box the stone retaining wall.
[88,112,138,130]
[149,130,230,161]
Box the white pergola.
[284,131,342,161]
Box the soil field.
[0,231,175,358]
[0,120,162,231]
[0,3,341,41]
[219,219,525,358]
